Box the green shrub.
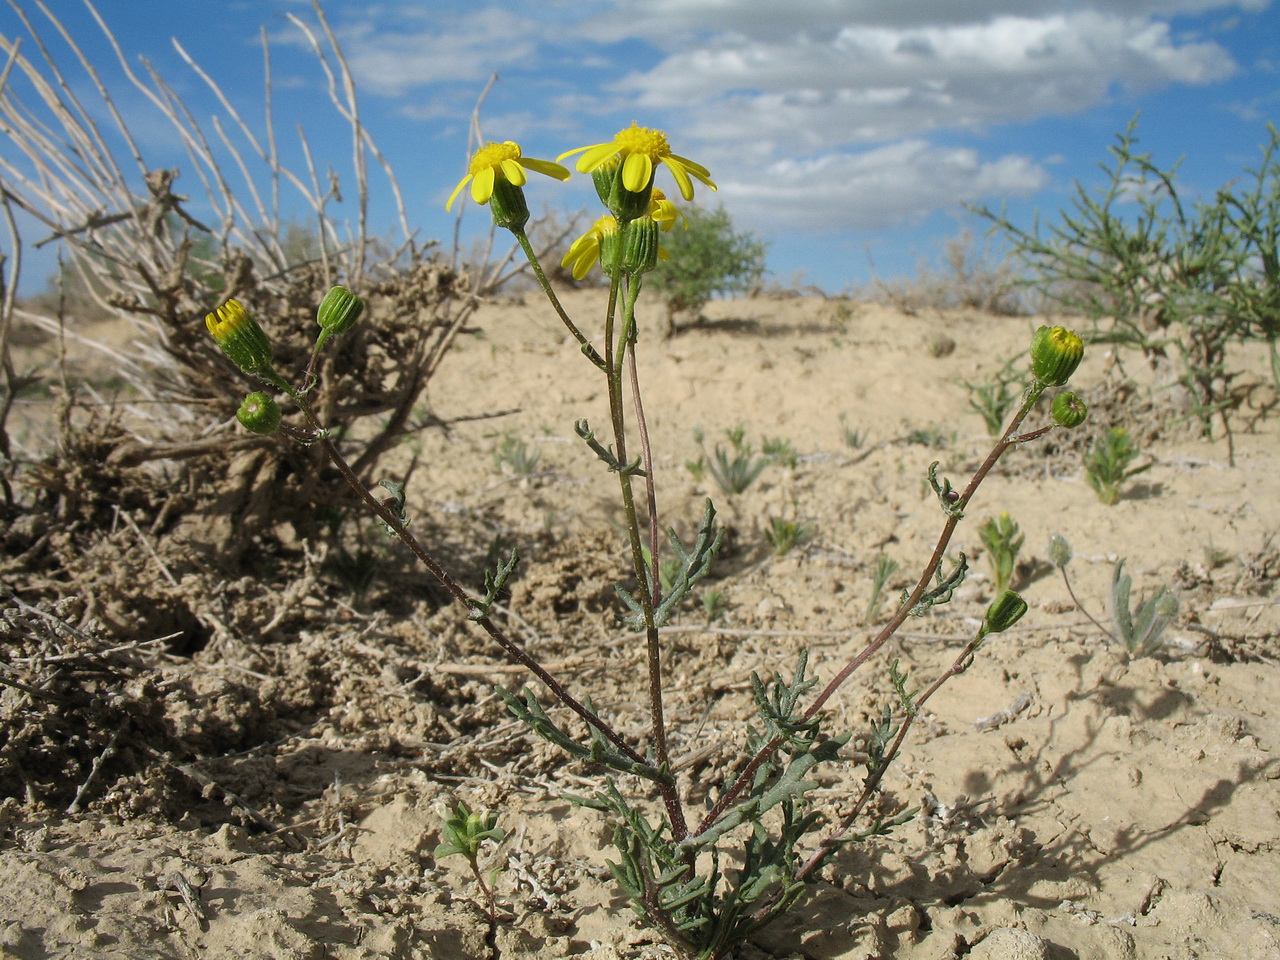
[648,206,768,335]
[976,118,1280,464]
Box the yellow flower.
[445,141,570,211]
[558,123,716,202]
[561,215,620,281]
[560,210,671,281]
[647,189,685,232]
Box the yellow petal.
[521,157,571,181]
[471,166,496,204]
[576,142,621,173]
[499,158,527,186]
[556,143,598,163]
[445,173,472,212]
[670,152,714,184]
[660,157,694,200]
[622,152,653,192]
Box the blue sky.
[2,0,1277,295]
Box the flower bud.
[982,590,1028,637]
[487,176,530,230]
[236,391,281,435]
[1048,533,1072,569]
[1050,391,1088,428]
[621,217,661,276]
[315,285,365,353]
[1030,325,1084,386]
[205,299,275,378]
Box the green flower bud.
[982,590,1028,637]
[487,175,530,230]
[1030,325,1084,387]
[1048,533,1072,569]
[315,285,365,353]
[205,300,275,378]
[1050,391,1088,428]
[236,391,281,435]
[620,217,661,276]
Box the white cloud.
[581,0,1270,42]
[276,7,546,96]
[719,140,1048,232]
[305,0,1258,240]
[613,11,1237,147]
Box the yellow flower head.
[561,215,620,281]
[445,141,570,212]
[647,189,685,232]
[559,123,716,202]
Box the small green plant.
[703,427,770,495]
[647,205,768,336]
[494,433,542,476]
[765,516,812,557]
[978,512,1024,595]
[960,356,1023,436]
[701,589,728,622]
[1084,427,1152,505]
[866,553,900,624]
[435,801,507,955]
[906,427,954,449]
[1049,535,1178,657]
[1203,540,1233,570]
[839,415,867,450]
[1111,559,1179,658]
[762,436,799,468]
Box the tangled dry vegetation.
[0,3,494,816]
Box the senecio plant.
[206,123,1090,959]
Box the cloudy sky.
[2,0,1277,292]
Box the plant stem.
[693,384,1046,838]
[792,625,988,885]
[304,426,651,771]
[1060,567,1118,644]
[602,268,685,839]
[512,227,606,370]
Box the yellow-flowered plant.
[206,124,1090,960]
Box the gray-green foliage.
[1084,427,1152,505]
[765,517,812,557]
[1111,560,1179,657]
[494,433,542,476]
[574,653,846,960]
[978,512,1024,595]
[649,206,768,335]
[703,427,770,495]
[866,554,900,624]
[976,118,1280,460]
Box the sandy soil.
[2,289,1278,959]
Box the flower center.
[471,141,521,175]
[613,123,670,158]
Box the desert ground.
[2,288,1278,959]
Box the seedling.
[766,516,812,557]
[978,512,1024,594]
[1084,427,1152,505]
